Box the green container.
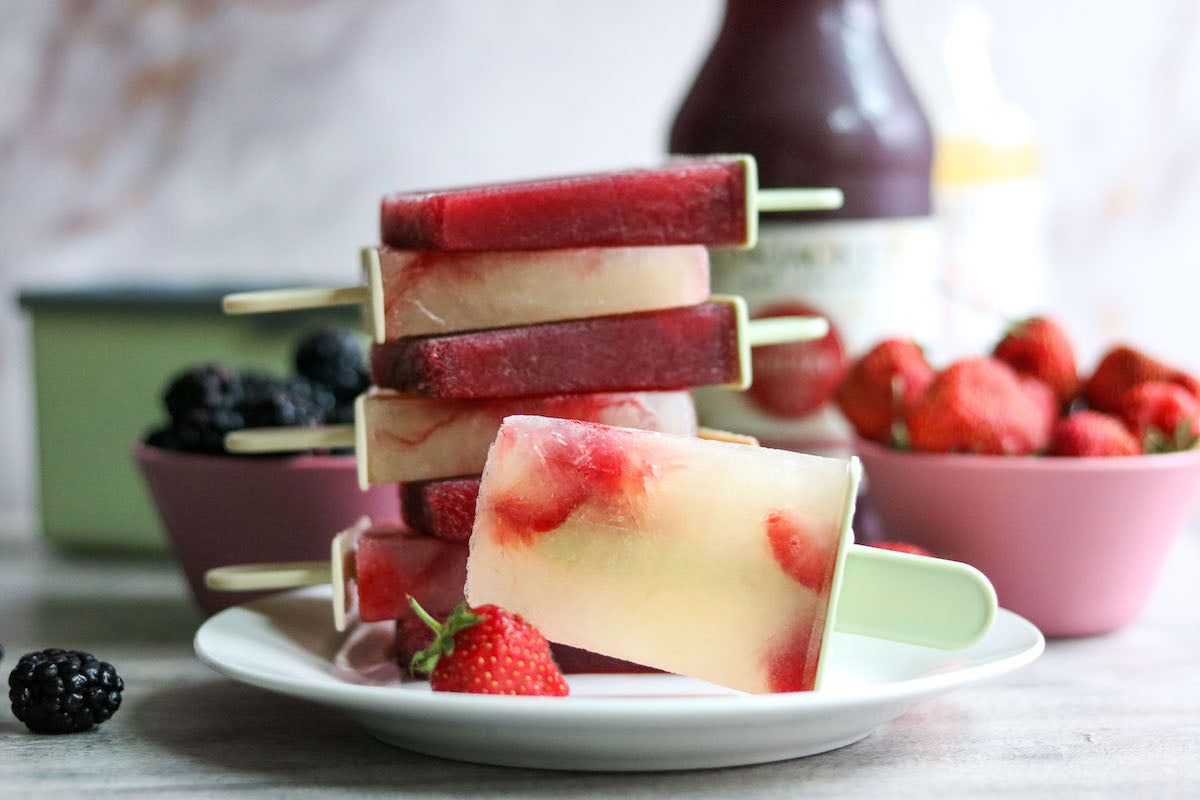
[19,284,362,554]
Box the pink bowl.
[854,438,1200,637]
[134,443,400,615]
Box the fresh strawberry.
[1118,382,1200,452]
[992,316,1079,408]
[905,358,1055,455]
[870,541,934,557]
[1083,346,1200,413]
[1019,375,1060,436]
[1048,410,1141,456]
[409,600,569,696]
[835,339,934,444]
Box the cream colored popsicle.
[221,245,711,342]
[466,416,997,694]
[223,390,697,488]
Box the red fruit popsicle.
[380,155,843,251]
[369,297,828,400]
[467,417,998,694]
[204,518,464,632]
[401,477,480,542]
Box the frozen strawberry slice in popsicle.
[369,298,827,400]
[380,155,842,251]
[466,417,998,694]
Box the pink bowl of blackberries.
[135,328,399,615]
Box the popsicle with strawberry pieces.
[466,416,998,694]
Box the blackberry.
[146,406,245,454]
[326,401,357,425]
[295,328,369,402]
[287,377,337,420]
[9,649,123,734]
[175,407,246,453]
[144,424,182,451]
[163,365,243,419]
[237,375,327,429]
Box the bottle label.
[695,218,938,454]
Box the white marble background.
[1,0,1198,525]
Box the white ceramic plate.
[194,586,1043,771]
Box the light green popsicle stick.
[223,424,356,454]
[755,187,845,212]
[205,525,363,631]
[713,294,829,390]
[735,155,845,248]
[222,286,369,314]
[220,248,388,342]
[205,562,331,592]
[745,315,830,347]
[833,545,997,650]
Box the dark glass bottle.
[670,0,936,454]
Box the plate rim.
[194,586,1045,719]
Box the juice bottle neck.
[670,0,932,220]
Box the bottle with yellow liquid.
[923,3,1048,360]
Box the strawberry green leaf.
[409,600,483,678]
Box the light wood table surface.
[1,521,1197,798]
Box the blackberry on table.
[9,649,123,734]
[295,328,369,402]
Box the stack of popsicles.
[219,155,842,667]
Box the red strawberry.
[835,339,935,444]
[409,600,569,696]
[905,358,1055,455]
[1118,382,1200,452]
[1048,411,1141,456]
[870,541,934,557]
[993,317,1079,408]
[1019,375,1060,436]
[1083,346,1200,413]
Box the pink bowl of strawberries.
[842,319,1200,637]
